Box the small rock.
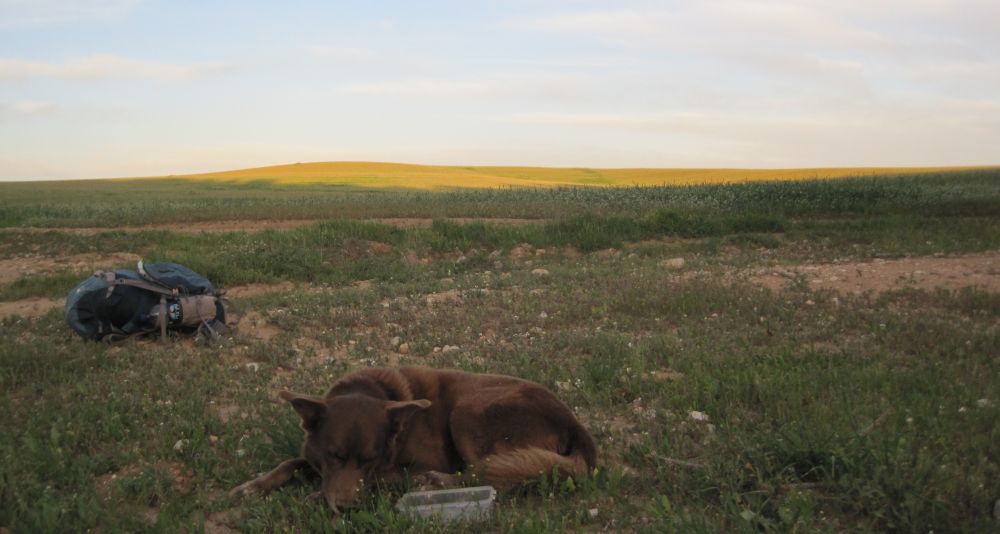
[209,435,220,445]
[244,362,259,373]
[433,346,441,353]
[588,508,599,519]
[235,449,246,458]
[976,398,993,408]
[390,336,402,348]
[510,244,534,259]
[660,257,686,270]
[398,343,410,355]
[173,439,189,453]
[650,368,685,381]
[353,279,373,290]
[426,289,462,306]
[539,311,548,319]
[532,268,550,277]
[442,345,460,353]
[688,410,710,422]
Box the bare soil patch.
[235,311,281,342]
[376,217,542,228]
[0,297,61,319]
[0,252,140,284]
[748,251,1000,294]
[224,281,295,299]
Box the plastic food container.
[395,485,497,522]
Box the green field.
[1,169,999,532]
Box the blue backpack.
[65,261,227,343]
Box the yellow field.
[178,161,988,189]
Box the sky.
[1,0,998,181]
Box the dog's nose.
[322,470,364,512]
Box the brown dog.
[231,366,596,510]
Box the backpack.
[65,260,228,343]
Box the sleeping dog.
[231,366,597,510]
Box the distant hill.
[172,161,988,189]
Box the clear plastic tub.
[395,485,497,522]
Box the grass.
[1,168,998,228]
[1,169,998,532]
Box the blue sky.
[2,0,998,180]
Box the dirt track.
[2,250,998,320]
[747,252,1000,294]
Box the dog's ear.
[384,400,431,459]
[279,391,326,432]
[385,399,431,422]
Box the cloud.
[303,44,380,63]
[0,101,59,122]
[499,104,1000,167]
[523,9,655,37]
[0,0,139,27]
[3,101,58,115]
[337,71,585,98]
[0,54,232,82]
[519,1,996,63]
[501,111,840,140]
[339,79,492,96]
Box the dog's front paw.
[229,477,267,498]
[413,470,459,489]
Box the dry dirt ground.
[747,252,1000,294]
[1,248,998,321]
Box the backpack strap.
[111,277,178,297]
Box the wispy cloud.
[0,100,58,119]
[501,111,841,139]
[339,78,492,96]
[302,44,380,63]
[0,0,140,27]
[0,54,232,82]
[338,71,586,98]
[523,9,655,37]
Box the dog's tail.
[476,425,597,490]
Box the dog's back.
[396,367,596,488]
